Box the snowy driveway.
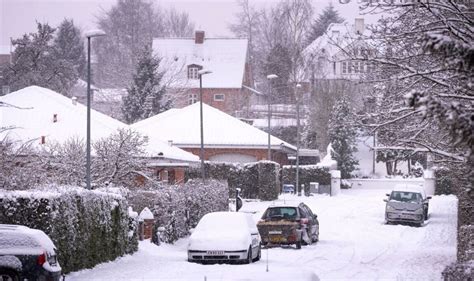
[67,188,457,281]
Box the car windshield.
[390,191,422,203]
[264,207,297,220]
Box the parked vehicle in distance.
[257,202,319,249]
[282,184,295,194]
[384,184,432,227]
[0,224,62,281]
[187,212,261,264]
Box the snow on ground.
[66,188,457,281]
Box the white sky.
[0,0,376,50]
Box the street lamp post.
[85,29,106,190]
[198,69,212,181]
[266,74,278,161]
[296,83,302,196]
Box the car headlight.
[414,207,423,213]
[386,205,395,212]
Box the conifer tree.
[306,4,344,45]
[328,97,358,178]
[122,46,166,124]
[54,19,86,80]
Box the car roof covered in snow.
[392,184,426,194]
[268,201,304,208]
[0,224,57,255]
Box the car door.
[302,204,319,238]
[245,214,261,255]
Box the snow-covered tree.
[54,19,86,82]
[328,97,359,178]
[122,46,167,124]
[93,129,148,186]
[95,0,194,88]
[3,22,78,94]
[263,44,292,103]
[305,3,344,46]
[44,137,86,186]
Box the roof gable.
[152,38,248,89]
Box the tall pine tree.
[305,4,344,46]
[328,97,358,178]
[263,44,292,103]
[122,46,167,124]
[54,19,86,80]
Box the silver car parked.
[384,184,431,227]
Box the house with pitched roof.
[131,102,296,165]
[304,18,374,80]
[152,31,253,116]
[0,86,199,184]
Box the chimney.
[195,31,205,44]
[72,96,77,105]
[332,30,340,39]
[355,18,365,35]
[168,140,173,146]
[41,136,45,144]
[53,114,57,123]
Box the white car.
[187,212,261,264]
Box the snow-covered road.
[67,188,457,281]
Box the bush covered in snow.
[282,165,331,195]
[186,161,281,201]
[0,186,137,273]
[126,179,228,244]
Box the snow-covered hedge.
[126,180,228,243]
[282,165,331,195]
[186,161,281,201]
[0,186,137,274]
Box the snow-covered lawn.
[67,188,457,281]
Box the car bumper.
[386,212,424,223]
[187,250,248,262]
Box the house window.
[189,93,198,104]
[342,62,348,74]
[214,94,225,101]
[187,64,203,79]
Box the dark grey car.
[0,224,62,281]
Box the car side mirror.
[314,214,318,219]
[427,196,432,200]
[385,193,390,197]
[383,199,388,202]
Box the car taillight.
[37,253,46,265]
[300,218,309,225]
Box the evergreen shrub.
[0,186,137,274]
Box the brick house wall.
[184,147,289,166]
[171,87,251,115]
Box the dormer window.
[187,64,203,79]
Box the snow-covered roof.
[153,37,248,89]
[131,103,296,152]
[0,86,198,162]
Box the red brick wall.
[173,88,250,115]
[184,147,289,166]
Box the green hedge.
[0,186,137,274]
[186,161,281,201]
[282,165,331,195]
[126,180,228,244]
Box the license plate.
[206,251,224,255]
[269,235,285,243]
[269,230,282,235]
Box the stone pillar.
[139,207,154,240]
[330,170,341,196]
[423,170,435,196]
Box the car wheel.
[0,269,19,281]
[253,245,261,262]
[312,231,319,243]
[245,246,252,264]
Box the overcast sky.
[0,0,377,50]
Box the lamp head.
[198,69,212,75]
[267,74,278,80]
[85,29,106,38]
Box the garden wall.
[0,186,137,274]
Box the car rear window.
[263,207,297,220]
